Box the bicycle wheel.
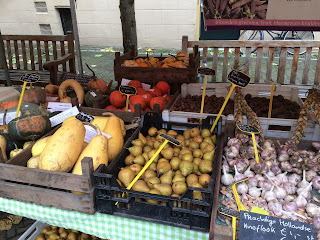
[238,30,264,54]
[284,31,314,55]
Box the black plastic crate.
[94,112,222,232]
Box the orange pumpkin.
[86,63,109,94]
[162,56,177,64]
[162,63,169,68]
[0,101,21,109]
[135,58,145,64]
[176,51,188,61]
[139,62,150,67]
[123,60,139,67]
[109,91,126,108]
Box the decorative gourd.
[1,101,21,109]
[39,119,85,172]
[45,84,59,94]
[58,79,85,106]
[23,141,33,149]
[72,123,108,175]
[86,63,109,94]
[31,136,52,157]
[27,155,39,168]
[162,56,177,64]
[23,86,46,105]
[10,144,23,158]
[122,60,139,67]
[110,91,126,108]
[0,135,7,162]
[85,90,104,107]
[7,112,51,141]
[103,115,124,162]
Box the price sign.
[197,67,215,76]
[120,85,137,95]
[119,85,137,111]
[160,134,181,146]
[236,123,260,163]
[20,73,40,83]
[76,112,94,122]
[227,69,251,88]
[239,211,316,240]
[15,73,41,118]
[236,124,260,134]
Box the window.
[39,24,52,35]
[34,2,48,13]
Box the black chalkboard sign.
[20,73,40,83]
[237,124,260,134]
[239,211,316,240]
[120,85,137,95]
[76,112,94,122]
[227,70,251,88]
[160,134,181,146]
[197,67,216,76]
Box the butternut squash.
[72,124,108,175]
[39,119,85,172]
[58,79,85,105]
[0,135,7,162]
[103,115,124,162]
[31,136,52,157]
[45,84,59,94]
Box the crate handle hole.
[268,125,291,132]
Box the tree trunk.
[119,0,137,54]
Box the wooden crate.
[163,83,302,126]
[113,46,200,93]
[0,107,140,214]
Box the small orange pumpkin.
[162,56,177,64]
[86,63,109,94]
[139,62,150,67]
[176,51,188,61]
[123,60,139,67]
[1,101,21,109]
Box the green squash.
[85,90,104,107]
[7,114,51,141]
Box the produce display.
[36,225,107,240]
[122,51,189,68]
[106,80,173,113]
[171,93,300,119]
[116,127,216,199]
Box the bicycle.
[238,30,314,55]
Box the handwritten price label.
[20,73,40,83]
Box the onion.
[276,172,288,184]
[268,199,283,216]
[293,195,308,208]
[262,186,276,202]
[273,185,287,199]
[234,165,245,182]
[312,176,320,190]
[283,201,298,212]
[271,165,282,175]
[306,203,320,218]
[248,177,258,188]
[249,187,262,197]
[244,166,254,178]
[313,215,320,230]
[221,164,234,186]
[236,182,248,194]
[306,170,317,182]
[298,170,309,188]
[288,173,301,186]
[283,182,296,195]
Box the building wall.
[0,0,196,49]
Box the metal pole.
[69,0,83,74]
[0,31,12,86]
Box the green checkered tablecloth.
[0,197,209,240]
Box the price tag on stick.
[119,85,137,111]
[197,67,215,123]
[236,124,260,163]
[115,134,180,205]
[15,73,40,118]
[227,178,249,212]
[210,69,251,133]
[268,83,275,118]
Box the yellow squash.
[27,155,39,168]
[31,136,52,157]
[0,135,7,162]
[103,115,124,162]
[72,126,108,175]
[39,119,85,172]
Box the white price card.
[84,125,111,143]
[0,111,21,125]
[49,106,79,127]
[47,102,73,113]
